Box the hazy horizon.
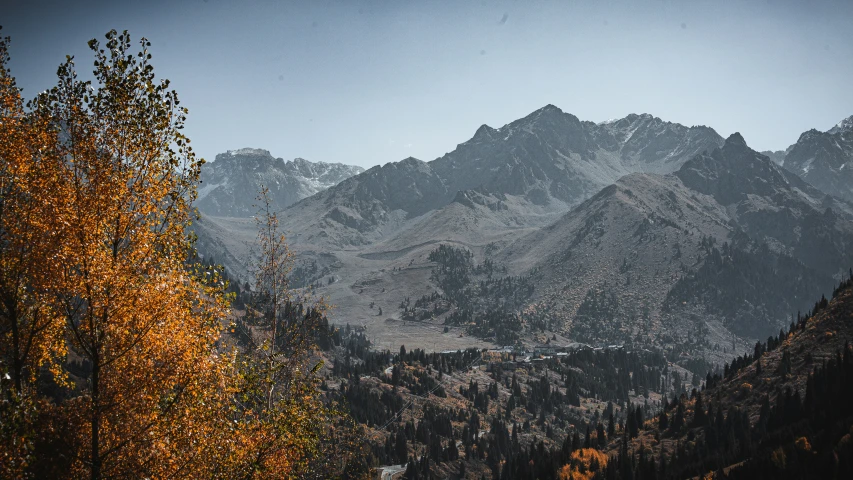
[5,0,853,168]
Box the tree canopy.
[0,28,356,479]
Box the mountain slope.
[196,148,364,216]
[503,133,853,353]
[278,157,449,247]
[608,279,853,480]
[675,132,853,274]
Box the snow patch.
[227,147,272,157]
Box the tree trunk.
[91,348,101,480]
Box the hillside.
[602,278,853,479]
[313,320,705,479]
[326,278,853,479]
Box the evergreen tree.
[691,393,708,427]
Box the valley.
[190,105,853,478]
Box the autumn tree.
[558,448,609,480]
[0,27,71,478]
[0,26,66,396]
[1,27,362,479]
[25,30,231,479]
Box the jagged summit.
[625,113,655,121]
[222,147,273,158]
[540,103,563,113]
[292,157,332,167]
[781,115,853,202]
[724,132,747,147]
[675,131,816,206]
[795,128,822,143]
[828,114,853,135]
[510,103,574,126]
[470,123,498,142]
[196,149,364,216]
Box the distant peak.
[828,115,853,135]
[290,157,320,167]
[521,104,565,120]
[507,103,576,131]
[599,113,658,128]
[724,132,747,148]
[472,123,497,140]
[226,147,273,157]
[538,104,563,113]
[622,113,654,121]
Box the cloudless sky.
[4,0,853,168]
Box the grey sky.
[4,0,853,168]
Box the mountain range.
[270,105,724,248]
[191,106,853,360]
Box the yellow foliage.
[771,447,787,470]
[558,448,609,480]
[0,30,69,479]
[795,436,812,453]
[34,30,236,478]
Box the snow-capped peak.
[828,115,853,135]
[196,149,364,216]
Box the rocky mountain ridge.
[276,105,724,249]
[776,114,853,202]
[195,148,364,217]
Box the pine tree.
[627,406,639,439]
[597,422,607,448]
[691,393,708,427]
[658,409,669,431]
[670,402,685,433]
